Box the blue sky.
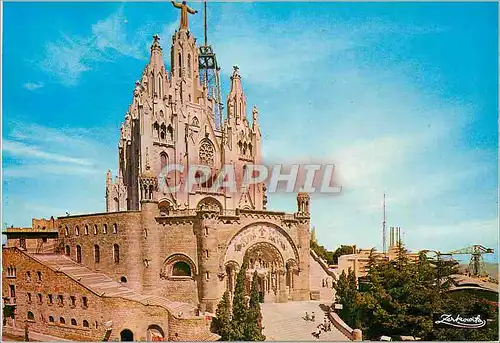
[2,2,498,261]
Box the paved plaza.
[261,255,347,341]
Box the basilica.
[2,3,311,341]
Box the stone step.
[261,301,348,341]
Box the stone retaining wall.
[327,311,362,341]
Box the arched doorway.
[147,324,165,341]
[244,242,284,302]
[120,329,134,341]
[76,245,82,263]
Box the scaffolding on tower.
[198,0,224,130]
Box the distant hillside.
[458,262,498,280]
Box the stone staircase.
[261,301,348,341]
[33,254,197,317]
[259,255,348,341]
[309,254,335,302]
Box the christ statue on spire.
[171,1,198,31]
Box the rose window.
[199,140,215,165]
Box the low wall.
[310,249,337,279]
[327,311,362,341]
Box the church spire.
[229,65,243,95]
[227,66,247,124]
[149,34,165,69]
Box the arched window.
[113,223,118,234]
[103,224,108,234]
[172,261,191,277]
[120,276,128,283]
[49,316,54,323]
[27,312,35,321]
[93,225,98,235]
[178,52,182,77]
[65,226,69,236]
[227,127,232,146]
[65,245,70,256]
[83,320,89,328]
[114,197,119,211]
[94,245,100,263]
[158,76,162,98]
[160,124,166,140]
[150,72,154,97]
[167,125,173,141]
[71,318,77,326]
[187,53,191,78]
[76,245,82,263]
[192,117,199,127]
[113,244,120,263]
[160,152,168,171]
[152,122,159,138]
[75,226,79,236]
[60,317,66,325]
[84,225,89,235]
[249,143,253,156]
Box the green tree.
[310,241,334,264]
[244,271,266,341]
[212,291,233,340]
[341,244,498,341]
[231,258,249,340]
[332,245,355,264]
[334,269,361,328]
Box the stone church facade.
[3,5,311,341]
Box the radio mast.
[383,193,387,255]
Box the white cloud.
[91,6,143,60]
[3,164,101,179]
[23,82,44,91]
[40,34,95,86]
[3,140,94,166]
[40,7,157,86]
[3,121,115,179]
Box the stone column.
[278,269,288,303]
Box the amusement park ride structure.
[422,245,495,280]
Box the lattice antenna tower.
[198,0,224,130]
